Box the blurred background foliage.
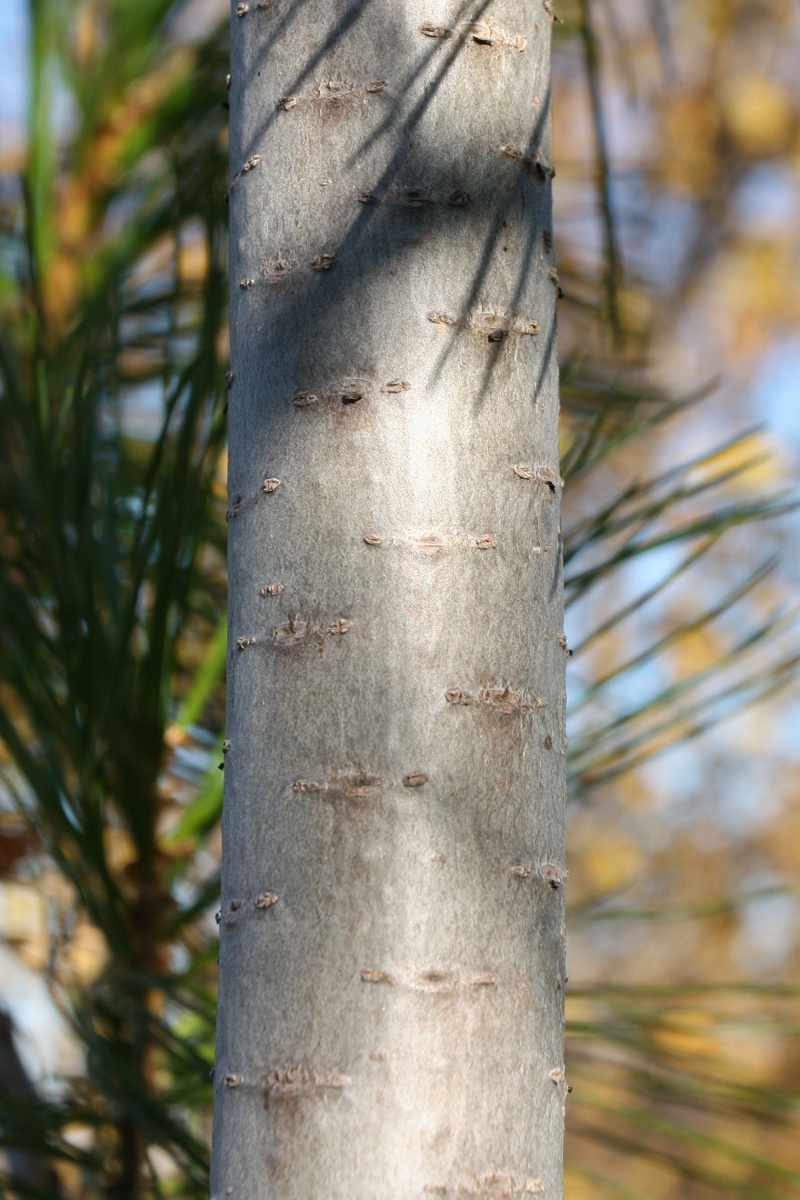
[0,0,798,1196]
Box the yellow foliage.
[620,1156,677,1200]
[63,922,108,986]
[0,881,45,943]
[651,1007,718,1061]
[712,1026,784,1086]
[14,931,51,972]
[36,45,198,337]
[102,825,138,874]
[721,74,796,157]
[216,322,231,363]
[178,236,210,285]
[73,0,102,66]
[41,253,82,338]
[660,91,720,194]
[691,429,780,492]
[562,1169,596,1200]
[82,48,194,195]
[164,723,189,748]
[714,241,800,356]
[615,771,655,811]
[214,448,229,501]
[668,625,723,682]
[55,177,93,252]
[575,824,645,895]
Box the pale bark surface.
[213,1,566,1196]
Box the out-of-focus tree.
[553,2,800,1195]
[0,0,798,1197]
[0,2,230,1195]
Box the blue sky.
[0,1,28,152]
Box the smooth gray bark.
[212,2,566,1197]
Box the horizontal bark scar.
[414,968,456,992]
[233,617,350,652]
[427,309,539,341]
[403,771,428,787]
[512,463,563,491]
[420,22,527,50]
[272,616,351,647]
[294,773,384,802]
[361,968,395,984]
[499,143,555,182]
[445,687,548,715]
[509,862,567,888]
[236,0,280,15]
[357,187,471,208]
[361,530,496,553]
[215,892,279,926]
[423,1175,544,1197]
[277,79,387,111]
[259,1064,350,1110]
[235,252,337,289]
[293,772,429,801]
[291,378,410,407]
[361,968,497,993]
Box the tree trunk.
[212,2,566,1196]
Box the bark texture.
[213,2,566,1196]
